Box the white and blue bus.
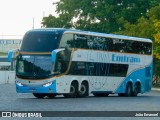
[8,28,153,98]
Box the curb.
[152,88,160,91]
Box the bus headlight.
[43,82,52,87]
[16,81,23,86]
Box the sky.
[0,0,59,39]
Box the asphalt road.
[0,84,160,120]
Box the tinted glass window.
[108,39,152,55]
[108,64,128,77]
[16,55,53,79]
[53,50,71,75]
[73,34,152,55]
[21,31,59,52]
[74,34,107,50]
[60,33,152,55]
[59,34,74,49]
[68,62,128,77]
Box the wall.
[0,39,22,53]
[0,71,15,84]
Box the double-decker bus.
[8,28,153,98]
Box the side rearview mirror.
[51,48,65,63]
[8,49,19,62]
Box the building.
[0,39,21,84]
[0,56,15,84]
[0,39,22,53]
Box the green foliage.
[154,21,160,59]
[42,14,72,28]
[42,0,159,33]
[115,17,155,39]
[0,52,7,56]
[115,4,160,40]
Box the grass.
[0,52,7,56]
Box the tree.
[153,21,160,86]
[42,0,160,33]
[42,14,72,28]
[154,21,160,59]
[115,16,155,39]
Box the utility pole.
[1,33,3,39]
[32,17,35,29]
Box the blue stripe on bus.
[115,63,153,94]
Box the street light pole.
[32,17,34,29]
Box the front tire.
[63,82,78,98]
[33,93,45,99]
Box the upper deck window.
[59,33,74,50]
[20,31,60,52]
[60,33,152,55]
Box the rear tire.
[33,93,45,99]
[125,83,132,97]
[63,82,78,98]
[131,83,139,97]
[78,82,88,97]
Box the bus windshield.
[20,31,59,52]
[16,55,53,79]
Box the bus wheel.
[78,82,88,97]
[93,93,109,97]
[131,83,139,97]
[33,93,45,99]
[47,94,57,98]
[63,82,78,98]
[125,83,132,97]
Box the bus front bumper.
[15,80,57,93]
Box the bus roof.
[65,30,152,43]
[29,28,152,43]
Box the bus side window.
[73,34,89,49]
[59,33,74,49]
